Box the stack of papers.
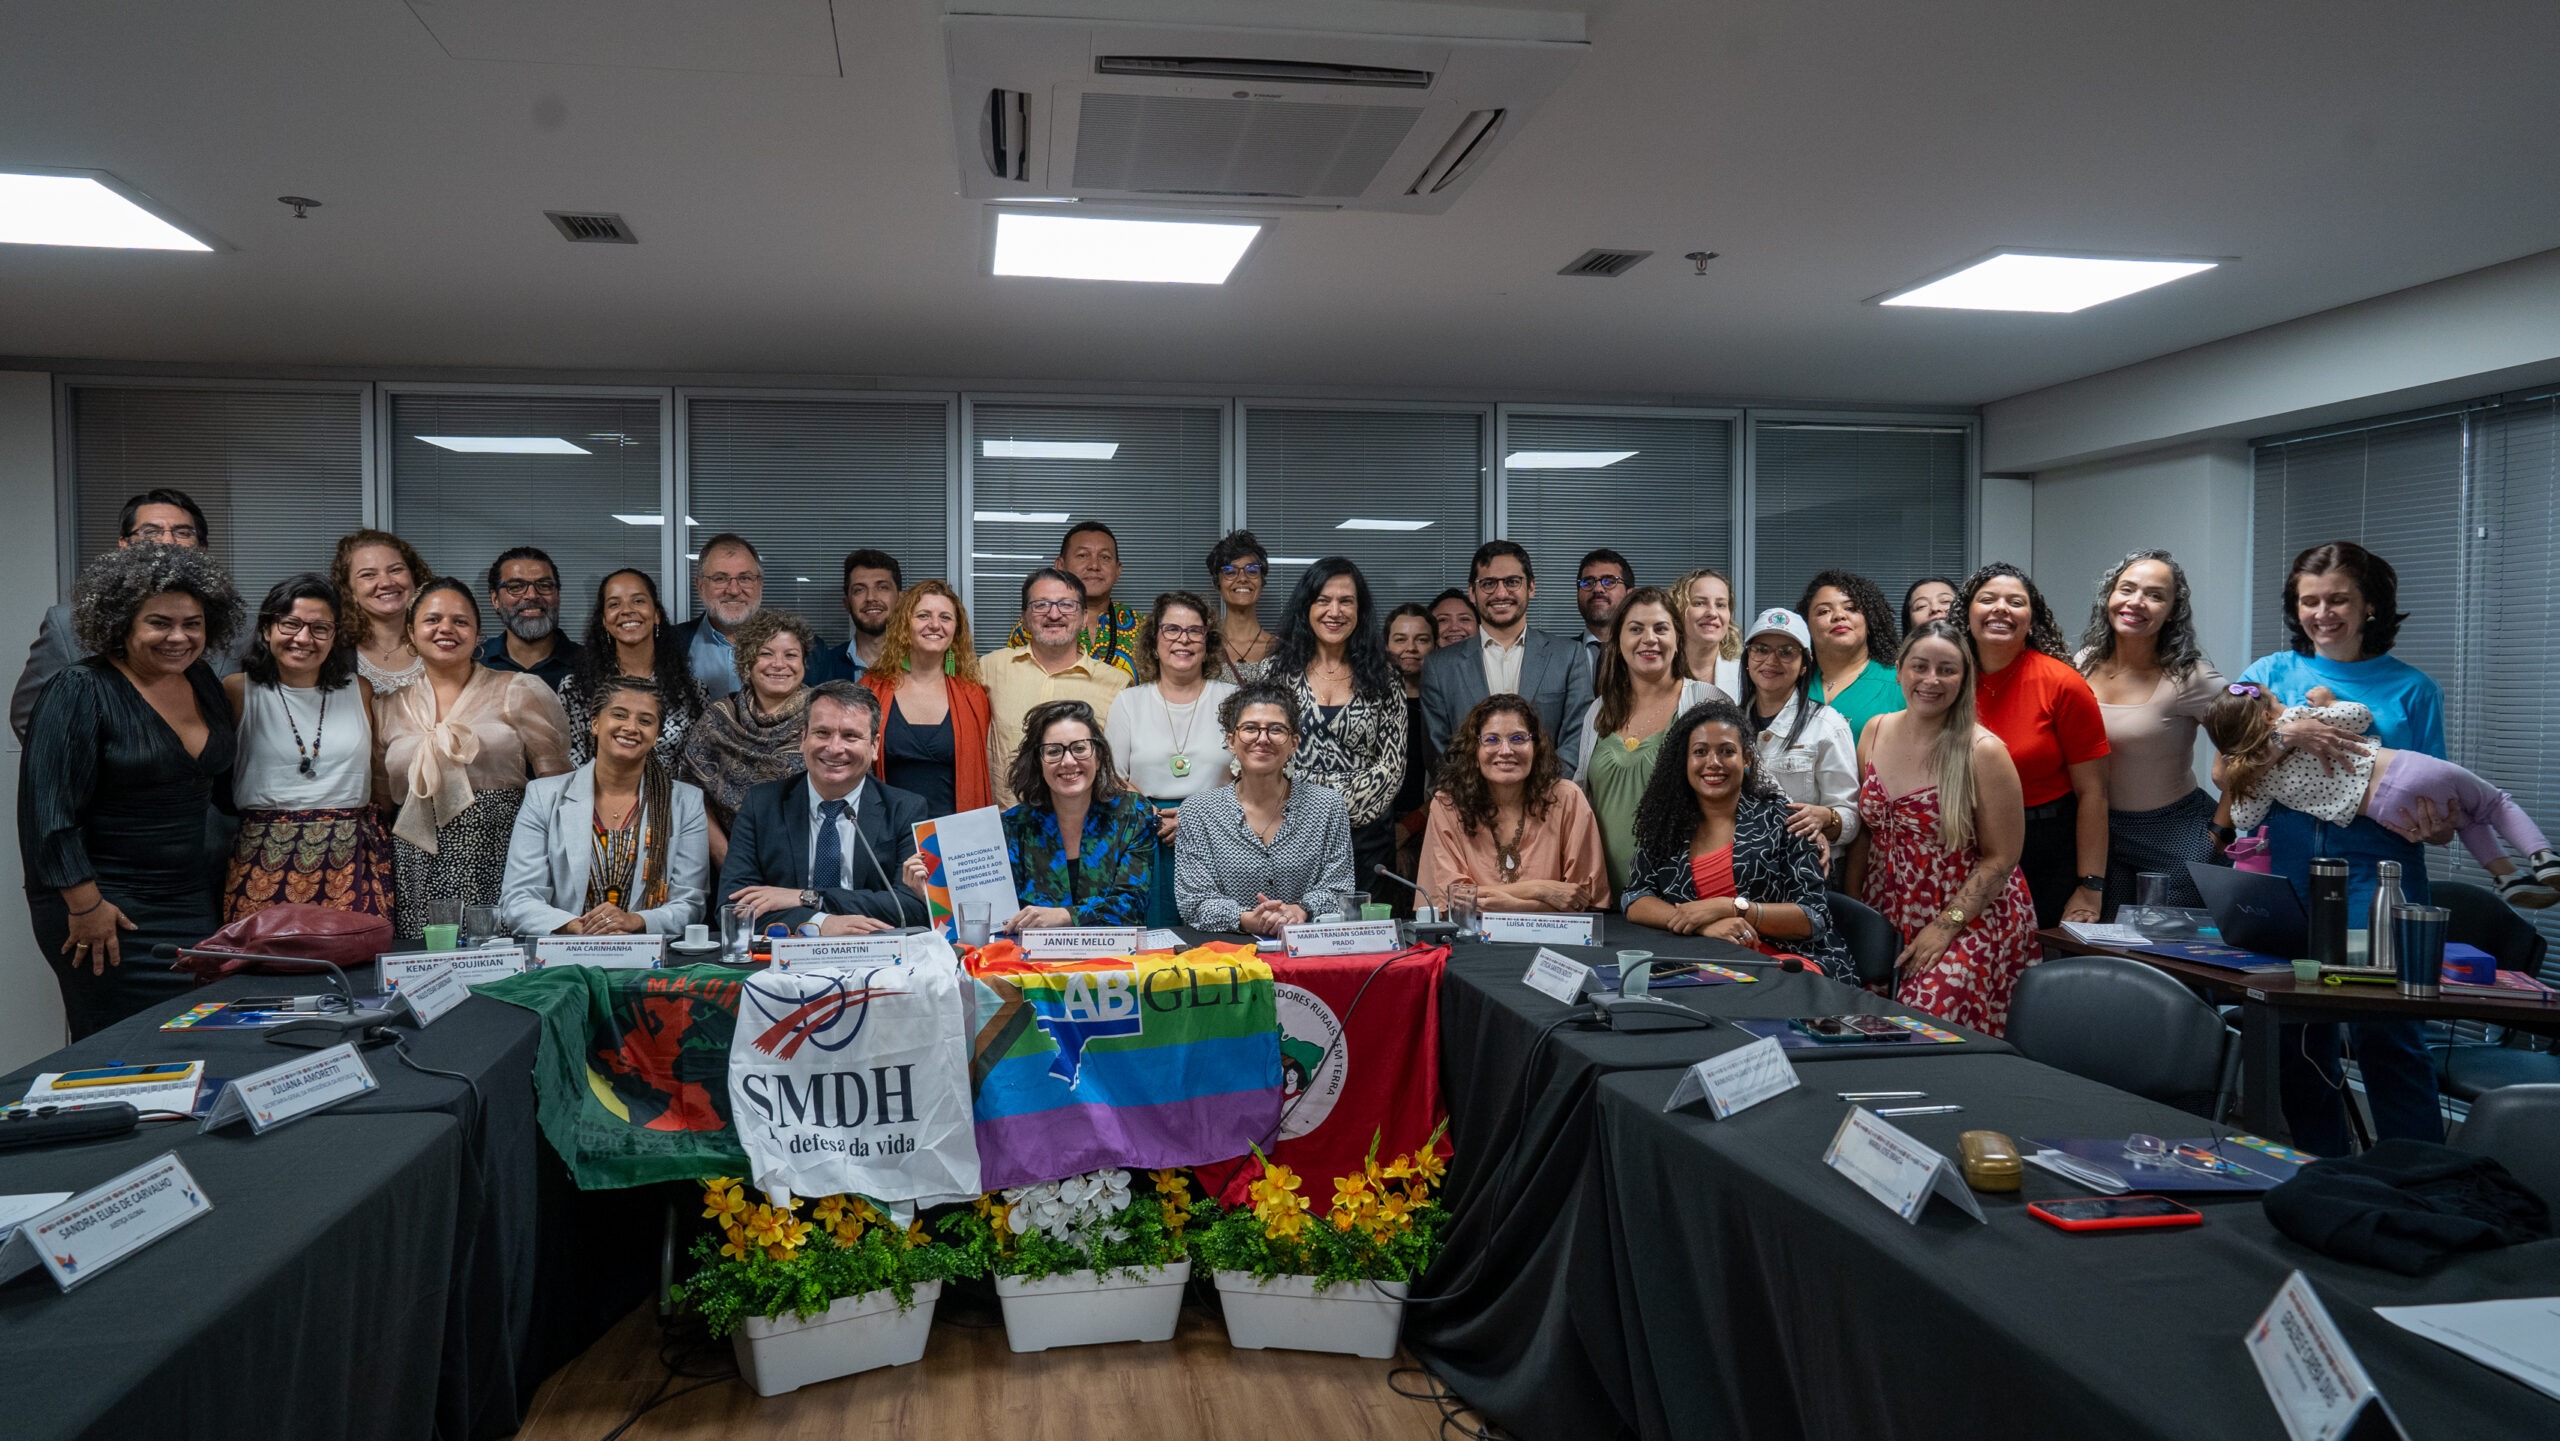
[2059,921,2153,946]
[2375,1298,2560,1403]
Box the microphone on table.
[153,944,400,1048]
[153,943,356,1002]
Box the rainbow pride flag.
[967,943,1281,1190]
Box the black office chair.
[2454,1083,2560,1210]
[1827,891,1900,991]
[2429,880,2557,1101]
[2006,956,2231,1118]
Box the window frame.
[1494,402,1743,628]
[1740,407,1980,616]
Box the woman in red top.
[1959,563,2110,926]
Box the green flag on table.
[478,963,753,1189]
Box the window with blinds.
[1749,421,1969,623]
[1242,405,1485,626]
[386,392,665,637]
[966,401,1223,645]
[69,384,366,613]
[684,396,950,646]
[1502,410,1735,635]
[2248,415,2466,687]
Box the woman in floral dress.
[1843,618,2039,1036]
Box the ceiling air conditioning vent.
[1095,55,1432,89]
[545,211,636,244]
[1558,248,1651,278]
[947,13,1587,216]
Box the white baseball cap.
[1743,606,1812,652]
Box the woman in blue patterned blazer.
[999,698,1155,929]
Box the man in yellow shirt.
[984,567,1130,804]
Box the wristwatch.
[799,889,821,910]
[2075,875,2106,893]
[1733,896,1754,921]
[1936,906,1966,929]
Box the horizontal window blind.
[1503,411,1735,636]
[967,402,1223,644]
[2467,398,2560,960]
[1243,405,1483,625]
[2248,415,2466,688]
[388,393,664,636]
[685,397,950,642]
[1750,422,1967,627]
[70,385,365,614]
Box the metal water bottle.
[2367,860,2403,973]
[2308,858,2349,967]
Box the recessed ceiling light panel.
[418,436,591,454]
[981,440,1120,460]
[1877,251,2220,313]
[1336,518,1434,531]
[974,510,1073,524]
[0,169,214,251]
[1506,450,1637,470]
[991,211,1261,284]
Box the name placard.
[1020,926,1145,960]
[1283,919,1401,958]
[379,943,527,993]
[1822,1107,1984,1225]
[0,1152,213,1291]
[1521,947,1594,1004]
[2246,1271,2408,1441]
[200,1041,379,1134]
[1664,1036,1800,1119]
[1140,928,1185,952]
[397,963,469,1027]
[534,935,665,970]
[770,933,913,970]
[1481,912,1599,946]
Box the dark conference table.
[1413,930,2560,1441]
[0,973,660,1441]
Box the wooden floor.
[514,1285,1458,1441]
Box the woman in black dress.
[21,544,245,1038]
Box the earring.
[1230,757,1244,779]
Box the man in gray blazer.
[1420,541,1596,778]
[11,488,241,742]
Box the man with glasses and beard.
[1421,541,1595,779]
[479,545,581,690]
[671,532,764,703]
[807,547,903,685]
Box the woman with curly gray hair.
[676,608,816,864]
[20,543,245,1036]
[2074,550,2229,913]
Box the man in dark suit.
[11,487,242,741]
[1420,541,1596,778]
[804,547,903,686]
[719,680,929,933]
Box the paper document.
[23,1062,206,1116]
[912,806,1018,940]
[2374,1297,2560,1403]
[2061,921,2152,945]
[0,1192,74,1237]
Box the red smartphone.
[2027,1195,2203,1232]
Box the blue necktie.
[813,798,849,893]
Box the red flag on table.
[1196,944,1449,1204]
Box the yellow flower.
[1381,1154,1417,1182]
[1161,1199,1190,1234]
[719,1231,753,1263]
[1150,1168,1189,1200]
[1373,1191,1416,1231]
[743,1203,797,1249]
[1268,1206,1311,1240]
[903,1220,932,1250]
[1331,1173,1372,1212]
[1409,1147,1448,1187]
[701,1178,749,1224]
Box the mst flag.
[966,942,1283,1191]
[479,964,751,1188]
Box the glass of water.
[461,904,502,949]
[958,903,994,947]
[1446,881,1481,936]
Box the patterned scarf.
[588,758,676,913]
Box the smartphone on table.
[2027,1195,2203,1232]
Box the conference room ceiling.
[5,1,2560,408]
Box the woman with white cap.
[1738,607,1859,865]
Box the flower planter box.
[731,1281,942,1396]
[994,1260,1191,1352]
[1213,1271,1407,1359]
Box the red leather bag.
[172,904,393,981]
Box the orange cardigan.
[863,669,994,813]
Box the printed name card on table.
[2247,1271,2409,1441]
[1664,1036,1801,1119]
[1480,912,1598,946]
[395,963,469,1027]
[1822,1106,1985,1225]
[379,942,526,993]
[1020,927,1145,960]
[534,935,665,970]
[0,1152,212,1291]
[770,933,914,970]
[1284,918,1401,958]
[1521,947,1595,1004]
[200,1041,380,1134]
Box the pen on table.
[1872,1104,1964,1117]
[1837,1091,1927,1102]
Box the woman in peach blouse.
[377,578,573,935]
[1418,694,1608,914]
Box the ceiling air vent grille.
[545,211,637,244]
[1558,247,1651,278]
[1094,56,1433,89]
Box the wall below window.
[0,370,65,1070]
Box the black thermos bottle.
[2308,858,2350,968]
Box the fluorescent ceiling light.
[974,510,1072,525]
[981,440,1119,460]
[1265,556,1321,566]
[609,513,699,527]
[796,576,811,583]
[1506,450,1638,470]
[1878,252,2219,313]
[1336,518,1434,531]
[972,551,1051,561]
[992,212,1260,285]
[418,436,591,454]
[0,171,212,251]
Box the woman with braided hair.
[501,674,709,936]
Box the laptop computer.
[2184,863,2311,958]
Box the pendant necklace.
[283,686,329,778]
[1166,688,1203,779]
[1495,807,1527,879]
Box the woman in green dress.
[1797,569,1907,744]
[1573,587,1722,904]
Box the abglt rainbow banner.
[966,942,1281,1190]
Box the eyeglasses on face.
[1157,624,1208,642]
[1575,576,1624,593]
[1473,574,1529,593]
[496,578,561,597]
[1038,739,1097,762]
[1219,562,1265,578]
[1026,598,1083,616]
[1476,731,1535,749]
[269,618,336,639]
[703,571,762,589]
[128,524,200,543]
[1233,721,1295,740]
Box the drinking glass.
[423,895,463,952]
[461,904,502,949]
[1446,881,1481,936]
[958,903,994,948]
[2135,873,2170,908]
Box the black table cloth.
[0,1113,463,1441]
